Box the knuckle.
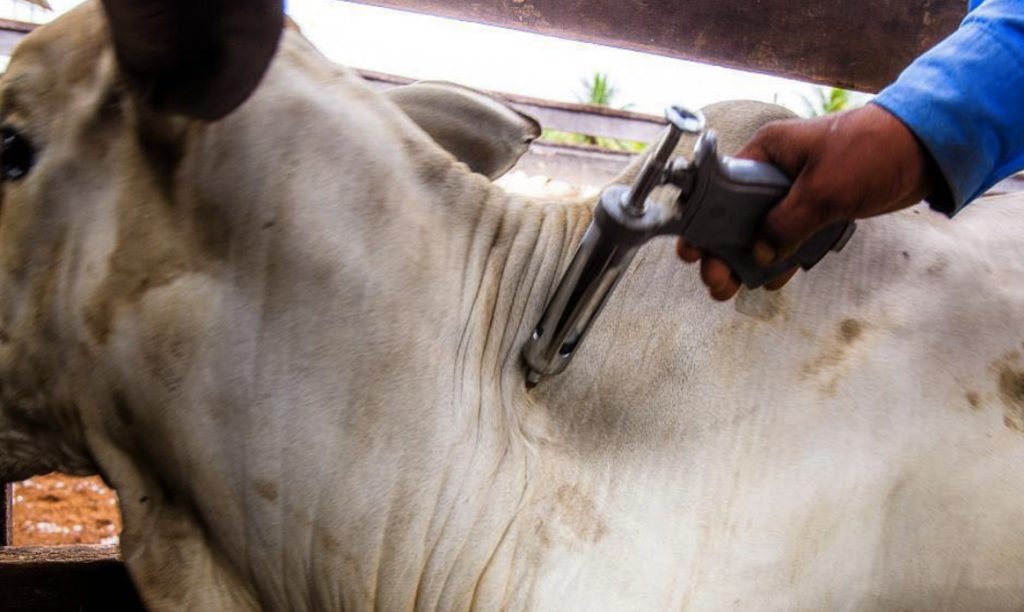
[796,180,843,223]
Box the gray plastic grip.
[670,150,855,288]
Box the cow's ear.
[100,0,284,120]
[386,81,541,179]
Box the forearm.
[873,0,1024,214]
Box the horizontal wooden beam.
[516,141,634,187]
[0,19,34,57]
[359,69,666,142]
[0,546,144,611]
[1,5,967,91]
[342,0,966,92]
[511,98,665,143]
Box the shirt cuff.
[873,16,1024,215]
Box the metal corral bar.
[341,0,966,92]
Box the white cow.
[2,2,1024,610]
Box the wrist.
[867,101,953,213]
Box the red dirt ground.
[11,473,122,546]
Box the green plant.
[579,72,621,108]
[539,128,647,153]
[801,87,856,117]
[562,72,644,150]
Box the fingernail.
[753,241,776,266]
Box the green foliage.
[578,72,621,107]
[557,72,645,151]
[823,88,851,114]
[801,87,857,117]
[540,128,647,153]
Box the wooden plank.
[342,0,967,92]
[510,99,664,143]
[359,69,666,142]
[515,141,634,187]
[0,544,123,564]
[0,546,145,611]
[0,27,24,56]
[0,18,36,35]
[0,18,34,56]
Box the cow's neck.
[446,184,595,437]
[84,42,677,606]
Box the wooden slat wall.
[359,69,667,142]
[0,18,31,56]
[342,0,967,92]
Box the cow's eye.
[1,126,35,182]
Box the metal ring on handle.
[620,106,705,217]
[666,106,706,135]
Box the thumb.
[735,135,772,165]
[735,119,815,176]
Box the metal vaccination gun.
[522,106,856,386]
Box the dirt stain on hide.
[838,319,863,344]
[315,524,340,553]
[29,235,68,328]
[534,484,608,550]
[996,351,1024,432]
[787,500,842,586]
[252,479,279,502]
[83,115,233,344]
[925,256,950,277]
[966,391,982,411]
[801,318,867,396]
[84,182,228,343]
[85,234,194,343]
[734,288,788,322]
[556,485,607,543]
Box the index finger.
[676,238,702,263]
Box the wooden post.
[1,483,11,546]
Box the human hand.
[677,103,936,300]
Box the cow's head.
[0,0,286,483]
[0,0,543,491]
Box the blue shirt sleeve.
[873,0,1024,215]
